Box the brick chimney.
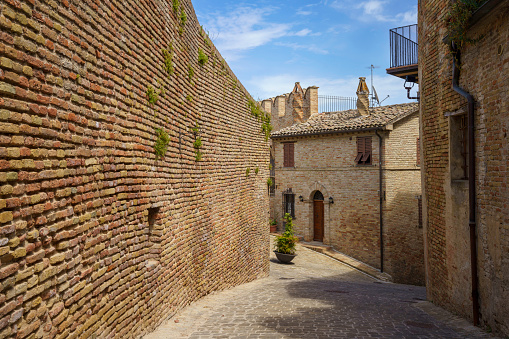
[356,77,370,116]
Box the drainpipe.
[375,129,384,272]
[451,42,479,326]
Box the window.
[355,136,372,165]
[283,142,294,167]
[282,188,295,219]
[417,137,421,166]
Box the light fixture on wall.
[329,197,334,204]
[299,195,303,202]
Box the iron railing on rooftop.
[389,24,418,69]
[318,95,356,113]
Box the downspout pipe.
[375,129,384,272]
[451,42,480,326]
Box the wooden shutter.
[356,136,372,165]
[355,137,365,163]
[284,144,289,167]
[288,143,294,167]
[361,137,372,164]
[284,143,294,167]
[416,138,421,166]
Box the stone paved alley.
[144,238,498,339]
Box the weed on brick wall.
[446,0,487,48]
[146,85,159,105]
[154,128,170,159]
[198,48,208,66]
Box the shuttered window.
[417,137,421,166]
[283,143,295,167]
[418,195,423,228]
[355,136,372,165]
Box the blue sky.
[192,0,418,105]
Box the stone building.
[418,0,509,335]
[266,79,424,285]
[0,0,269,338]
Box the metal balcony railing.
[389,24,418,69]
[318,95,356,113]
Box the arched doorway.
[313,191,324,242]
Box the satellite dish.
[373,86,380,106]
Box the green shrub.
[275,214,297,255]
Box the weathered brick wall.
[271,112,423,284]
[272,134,381,268]
[383,113,424,285]
[0,0,270,338]
[419,0,509,335]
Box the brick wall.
[0,0,270,338]
[419,0,509,335]
[384,113,424,285]
[271,113,424,284]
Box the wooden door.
[313,200,324,242]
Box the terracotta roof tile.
[271,103,418,138]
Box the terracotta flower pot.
[270,225,277,233]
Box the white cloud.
[291,29,321,37]
[248,73,414,106]
[331,0,417,24]
[202,6,291,61]
[275,42,329,55]
[297,10,313,15]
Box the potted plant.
[274,213,297,264]
[269,219,277,233]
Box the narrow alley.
[144,239,495,339]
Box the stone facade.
[269,81,424,285]
[419,0,509,335]
[0,0,270,338]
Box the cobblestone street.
[144,239,497,339]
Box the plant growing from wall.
[188,65,195,82]
[267,177,273,187]
[180,8,187,26]
[186,95,193,102]
[172,0,179,13]
[191,121,202,162]
[246,168,251,177]
[154,128,170,160]
[146,85,159,105]
[446,0,486,49]
[198,48,208,66]
[274,213,298,255]
[162,46,174,77]
[254,167,259,174]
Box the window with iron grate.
[282,188,295,219]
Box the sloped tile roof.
[271,103,419,138]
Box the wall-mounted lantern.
[299,195,304,202]
[329,197,334,204]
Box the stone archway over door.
[313,191,324,242]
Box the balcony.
[387,24,418,82]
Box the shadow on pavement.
[257,272,476,339]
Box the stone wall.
[0,0,270,338]
[419,0,509,335]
